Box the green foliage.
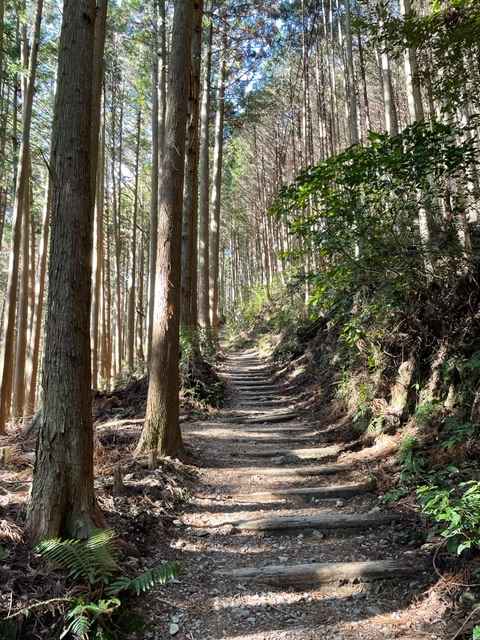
[417,480,480,554]
[271,119,478,337]
[24,529,186,639]
[368,0,480,116]
[442,416,477,449]
[413,403,441,430]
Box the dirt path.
[146,350,451,640]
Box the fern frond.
[105,575,132,596]
[133,561,186,595]
[60,611,91,639]
[35,537,98,584]
[35,529,119,585]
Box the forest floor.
[0,348,475,639]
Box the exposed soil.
[0,349,477,639]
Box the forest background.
[0,0,479,595]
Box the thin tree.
[181,0,203,334]
[209,34,226,335]
[136,0,196,463]
[198,4,213,333]
[26,0,107,542]
[0,0,43,433]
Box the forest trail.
[152,350,446,640]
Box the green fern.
[34,529,119,585]
[29,529,186,640]
[107,561,186,596]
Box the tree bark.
[209,35,226,335]
[26,0,107,542]
[127,109,141,370]
[181,0,203,333]
[198,6,213,333]
[136,0,195,462]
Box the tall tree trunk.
[136,0,195,462]
[209,37,226,335]
[25,170,51,415]
[0,0,43,433]
[127,109,141,370]
[148,0,167,362]
[344,0,359,144]
[12,150,30,417]
[198,6,213,333]
[26,0,107,542]
[181,0,203,332]
[399,0,424,123]
[90,0,108,389]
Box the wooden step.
[234,380,280,391]
[236,464,353,476]
[234,436,319,445]
[216,558,428,586]
[227,511,402,532]
[240,445,338,458]
[235,482,374,503]
[224,412,300,424]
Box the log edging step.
[215,557,429,586]
[240,446,339,458]
[225,511,402,532]
[234,482,374,503]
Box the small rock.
[169,623,179,636]
[367,606,382,615]
[311,530,324,539]
[336,500,344,507]
[170,616,180,623]
[236,583,247,590]
[246,617,256,623]
[172,519,182,527]
[278,556,289,563]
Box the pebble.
[169,623,179,636]
[278,555,289,562]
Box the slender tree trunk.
[12,150,30,417]
[198,6,213,333]
[26,0,107,542]
[25,170,51,415]
[344,0,359,144]
[127,110,141,370]
[400,0,424,123]
[0,0,43,433]
[148,0,160,361]
[181,0,203,332]
[209,37,226,335]
[90,0,108,388]
[136,0,195,462]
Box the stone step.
[216,557,428,586]
[234,482,374,503]
[226,511,402,533]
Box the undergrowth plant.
[8,529,185,639]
